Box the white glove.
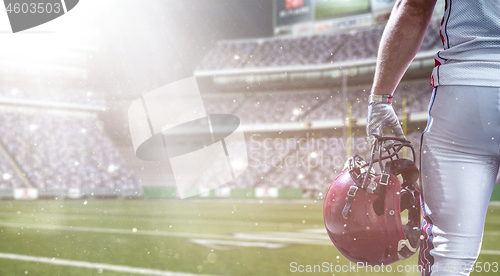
[366,101,405,149]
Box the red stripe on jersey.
[440,16,446,48]
[420,222,431,270]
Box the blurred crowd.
[197,18,441,71]
[0,18,443,197]
[0,84,106,107]
[203,80,433,125]
[217,131,423,198]
[201,82,432,197]
[0,111,137,194]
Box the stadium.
[0,0,499,275]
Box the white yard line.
[247,231,331,240]
[299,229,327,234]
[0,252,215,276]
[480,250,500,256]
[0,221,228,239]
[0,222,330,245]
[189,239,288,250]
[484,231,500,236]
[232,233,331,246]
[0,212,310,227]
[1,221,498,250]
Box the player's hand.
[366,101,405,149]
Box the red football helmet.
[323,136,421,266]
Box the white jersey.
[431,0,500,87]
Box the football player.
[366,0,500,275]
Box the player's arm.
[372,0,437,96]
[367,0,437,146]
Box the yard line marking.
[480,250,500,256]
[189,239,288,250]
[232,233,331,246]
[0,212,312,227]
[0,222,331,246]
[247,231,331,240]
[2,222,498,251]
[299,229,327,234]
[0,252,215,276]
[484,221,500,226]
[483,231,500,236]
[0,222,228,239]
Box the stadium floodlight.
[107,164,118,173]
[0,0,103,76]
[29,124,39,132]
[128,77,248,198]
[2,173,12,180]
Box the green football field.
[0,200,498,275]
[315,0,371,20]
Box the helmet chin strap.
[341,140,381,218]
[397,239,418,260]
[341,136,417,219]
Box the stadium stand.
[0,16,438,199]
[199,79,432,197]
[202,80,433,125]
[0,84,106,107]
[0,39,137,198]
[222,131,422,198]
[128,17,437,197]
[0,158,23,190]
[196,18,441,71]
[0,108,138,198]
